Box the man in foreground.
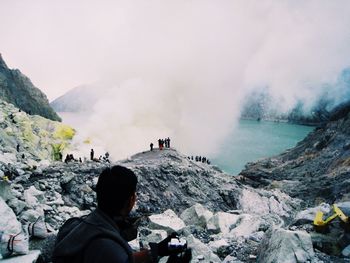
[52,165,190,263]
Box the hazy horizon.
[1,0,350,158]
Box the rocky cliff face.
[0,99,74,164]
[240,101,350,206]
[0,54,61,121]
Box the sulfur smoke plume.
[2,1,350,159]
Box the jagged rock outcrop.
[240,101,350,206]
[0,54,60,121]
[0,99,74,163]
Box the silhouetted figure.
[167,137,171,148]
[79,157,82,163]
[191,156,193,160]
[90,149,94,161]
[195,156,198,162]
[16,144,20,152]
[99,155,102,161]
[22,154,25,159]
[207,159,211,165]
[164,138,168,148]
[58,152,63,161]
[199,156,202,162]
[150,143,154,151]
[104,152,110,162]
[158,139,161,149]
[202,157,206,163]
[64,154,70,163]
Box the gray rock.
[257,228,314,263]
[342,244,350,257]
[0,197,22,235]
[180,203,213,228]
[185,235,221,262]
[0,250,40,262]
[7,198,26,215]
[149,209,186,232]
[0,180,12,201]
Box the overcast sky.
[1,1,350,157]
[1,0,350,102]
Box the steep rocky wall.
[0,54,61,121]
[0,100,74,164]
[240,102,350,205]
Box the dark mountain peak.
[0,53,8,68]
[0,53,61,121]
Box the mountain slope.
[0,54,61,121]
[239,101,350,205]
[50,84,101,112]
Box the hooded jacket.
[52,208,134,263]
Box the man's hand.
[149,232,184,262]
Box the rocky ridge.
[0,54,61,121]
[240,102,350,206]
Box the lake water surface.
[210,120,314,175]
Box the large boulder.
[257,228,315,263]
[148,209,186,232]
[180,203,213,228]
[186,235,221,263]
[0,197,22,235]
[239,189,296,218]
[206,212,240,235]
[23,186,45,208]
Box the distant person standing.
[150,142,154,151]
[167,137,171,148]
[90,149,94,161]
[16,144,20,152]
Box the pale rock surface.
[342,244,350,257]
[149,209,186,232]
[258,228,315,263]
[230,214,262,238]
[0,153,16,164]
[207,212,240,234]
[0,250,41,263]
[0,197,22,235]
[187,235,221,263]
[180,203,213,228]
[208,239,230,253]
[0,180,12,201]
[23,186,45,208]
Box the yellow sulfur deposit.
[53,124,76,140]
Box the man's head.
[96,165,138,217]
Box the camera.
[168,238,187,251]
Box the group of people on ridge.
[149,137,171,151]
[188,155,211,164]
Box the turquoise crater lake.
[210,120,314,175]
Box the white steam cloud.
[1,1,350,159]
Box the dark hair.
[96,165,137,216]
